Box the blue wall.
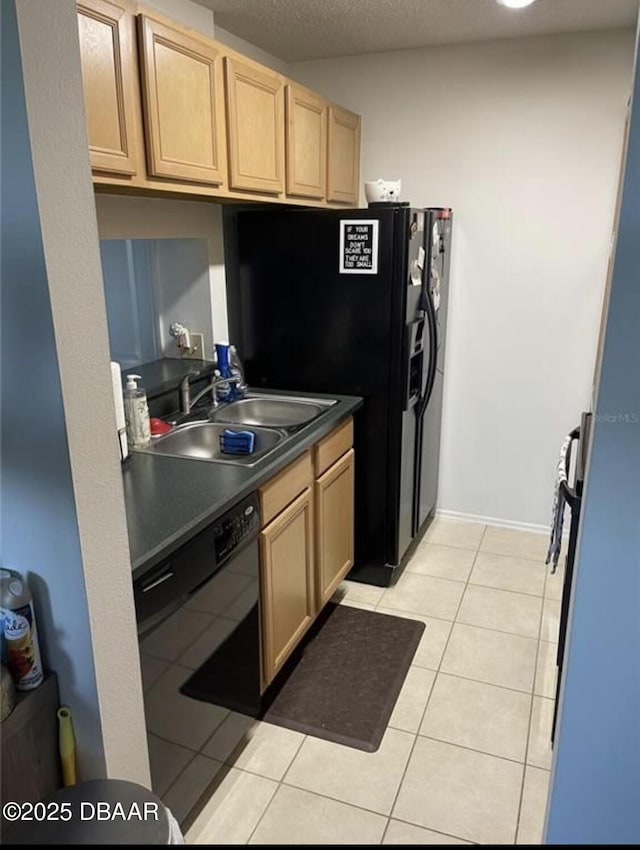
[1,0,105,777]
[546,25,640,845]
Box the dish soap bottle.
[123,375,151,449]
[214,342,233,404]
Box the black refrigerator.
[225,203,453,586]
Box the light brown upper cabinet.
[137,15,226,186]
[327,105,361,205]
[77,0,139,175]
[78,3,361,205]
[285,84,327,200]
[225,57,284,194]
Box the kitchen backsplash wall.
[153,238,213,357]
[100,237,214,370]
[100,239,158,369]
[94,194,229,358]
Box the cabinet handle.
[142,570,174,592]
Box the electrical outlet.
[183,331,205,360]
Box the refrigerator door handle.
[416,287,438,420]
[559,426,581,509]
[411,276,439,536]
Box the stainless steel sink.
[210,394,336,430]
[141,422,285,466]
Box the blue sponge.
[220,428,255,455]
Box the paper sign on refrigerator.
[339,220,379,274]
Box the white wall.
[153,239,214,356]
[214,25,290,74]
[292,29,635,528]
[95,195,229,345]
[143,0,214,36]
[10,0,149,784]
[138,0,291,78]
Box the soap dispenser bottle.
[123,374,151,449]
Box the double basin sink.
[138,394,336,467]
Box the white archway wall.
[14,0,149,785]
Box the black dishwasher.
[134,492,262,716]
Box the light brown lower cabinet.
[260,486,315,685]
[259,418,355,688]
[315,448,355,608]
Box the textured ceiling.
[196,0,638,61]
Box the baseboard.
[435,508,553,536]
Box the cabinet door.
[327,105,361,205]
[77,0,138,175]
[225,57,284,194]
[315,449,355,608]
[260,487,314,684]
[138,15,226,185]
[285,84,326,200]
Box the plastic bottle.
[214,342,233,403]
[229,345,246,400]
[123,374,151,449]
[0,569,44,691]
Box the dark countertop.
[123,391,363,580]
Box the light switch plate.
[183,331,205,360]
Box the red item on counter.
[149,418,173,436]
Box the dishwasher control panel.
[214,493,260,564]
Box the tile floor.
[144,519,561,845]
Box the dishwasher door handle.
[142,570,174,592]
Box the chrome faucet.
[178,370,245,414]
[228,345,248,396]
[179,370,222,414]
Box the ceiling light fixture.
[497,0,537,8]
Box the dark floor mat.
[260,603,425,753]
